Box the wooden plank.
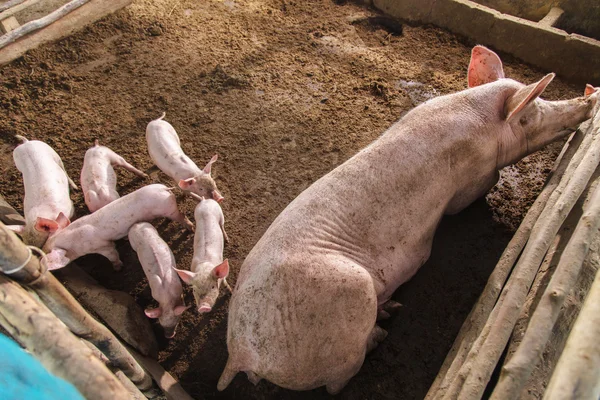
[1,16,20,34]
[0,0,132,66]
[0,194,25,226]
[0,0,40,21]
[130,348,195,400]
[0,0,27,13]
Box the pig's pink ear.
[34,217,59,233]
[174,268,196,284]
[467,45,505,88]
[42,249,70,271]
[585,84,597,97]
[178,178,196,190]
[174,305,190,316]
[144,308,162,319]
[505,73,555,122]
[56,212,71,229]
[212,259,229,279]
[202,154,218,174]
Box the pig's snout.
[198,304,212,313]
[164,328,176,339]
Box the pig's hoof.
[382,300,402,315]
[326,378,350,395]
[113,263,123,272]
[377,310,391,320]
[366,325,388,353]
[246,371,261,385]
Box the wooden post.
[0,195,25,226]
[0,275,131,400]
[0,222,153,392]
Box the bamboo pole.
[0,0,27,13]
[491,174,600,398]
[0,275,131,399]
[446,115,600,399]
[0,221,153,392]
[0,0,40,20]
[543,265,600,399]
[427,122,592,399]
[0,0,90,49]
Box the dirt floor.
[0,0,589,399]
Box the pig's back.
[146,120,201,180]
[81,147,118,194]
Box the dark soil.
[0,0,587,399]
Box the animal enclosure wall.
[0,0,597,399]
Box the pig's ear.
[178,178,196,190]
[144,308,162,319]
[174,268,196,284]
[202,154,218,174]
[42,249,70,271]
[56,212,71,229]
[467,45,505,88]
[34,217,59,233]
[585,84,597,97]
[6,225,26,234]
[174,305,190,316]
[212,259,229,279]
[505,73,555,122]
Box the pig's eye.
[519,116,529,126]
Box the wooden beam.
[1,16,20,34]
[0,0,132,66]
[0,0,40,21]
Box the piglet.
[10,135,77,248]
[129,222,188,338]
[81,139,147,212]
[42,184,194,271]
[146,112,224,202]
[175,198,230,313]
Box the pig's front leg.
[377,300,402,320]
[96,244,123,271]
[168,210,194,231]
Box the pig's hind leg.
[167,209,194,231]
[96,243,123,271]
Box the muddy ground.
[0,0,587,399]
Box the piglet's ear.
[178,178,196,190]
[34,217,59,233]
[505,73,555,122]
[585,84,597,97]
[6,225,26,234]
[467,45,505,88]
[174,305,190,316]
[202,154,218,175]
[212,259,229,279]
[174,268,196,284]
[42,249,70,271]
[56,212,71,229]
[144,308,162,319]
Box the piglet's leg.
[96,244,123,271]
[167,210,194,231]
[114,156,148,178]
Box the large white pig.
[146,113,224,202]
[41,184,194,271]
[81,140,148,212]
[10,135,77,247]
[218,46,600,394]
[174,198,230,313]
[128,222,188,338]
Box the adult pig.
[10,135,77,247]
[218,46,599,394]
[146,113,224,202]
[81,140,147,212]
[174,198,230,313]
[129,222,188,338]
[41,184,194,271]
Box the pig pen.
[0,0,589,398]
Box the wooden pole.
[543,264,600,399]
[447,112,600,399]
[0,221,153,392]
[491,175,600,398]
[0,275,131,400]
[0,195,25,226]
[427,122,591,399]
[0,0,91,49]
